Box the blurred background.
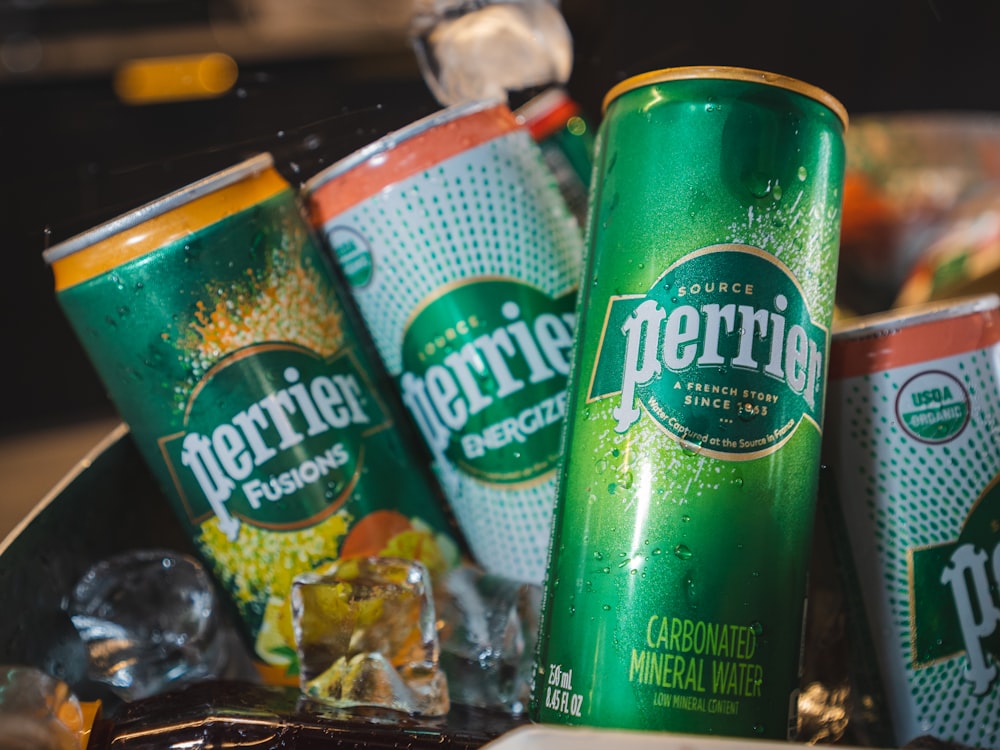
[4,0,1000,515]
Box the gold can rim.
[602,66,848,130]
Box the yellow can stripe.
[51,167,288,291]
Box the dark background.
[1,0,997,435]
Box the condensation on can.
[43,153,464,685]
[531,66,847,740]
[826,293,1000,748]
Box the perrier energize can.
[42,154,463,684]
[531,67,848,739]
[304,100,584,585]
[825,295,1000,748]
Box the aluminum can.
[530,67,848,739]
[303,100,584,585]
[515,87,595,226]
[43,154,463,684]
[824,294,1000,748]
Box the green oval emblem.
[911,474,1000,695]
[399,279,576,485]
[588,244,828,459]
[327,225,373,287]
[161,343,388,539]
[896,370,970,443]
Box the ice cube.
[0,666,85,750]
[291,557,448,716]
[409,0,573,107]
[66,549,229,702]
[435,564,541,714]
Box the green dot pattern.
[320,129,583,584]
[829,348,1000,746]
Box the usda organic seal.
[895,370,970,443]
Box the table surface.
[0,417,121,541]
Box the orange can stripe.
[50,168,288,291]
[829,307,1000,380]
[307,104,518,225]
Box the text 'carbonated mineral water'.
[304,101,584,585]
[825,294,1000,749]
[43,154,463,685]
[531,67,848,740]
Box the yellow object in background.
[114,53,237,105]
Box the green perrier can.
[531,67,848,739]
[43,154,463,685]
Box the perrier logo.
[911,475,1000,696]
[399,278,576,485]
[587,244,828,459]
[160,343,390,541]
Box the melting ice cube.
[67,549,229,702]
[435,564,541,714]
[291,556,448,716]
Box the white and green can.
[304,100,584,584]
[825,294,1000,748]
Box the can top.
[828,294,1000,380]
[832,294,1000,340]
[514,87,580,141]
[302,98,516,224]
[302,98,508,198]
[42,152,277,266]
[602,66,848,130]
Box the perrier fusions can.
[43,154,463,684]
[531,67,848,739]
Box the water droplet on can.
[681,438,704,456]
[674,544,693,560]
[747,172,772,198]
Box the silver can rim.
[42,152,275,266]
[832,293,1000,341]
[301,98,506,198]
[602,65,849,131]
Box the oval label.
[587,244,828,459]
[399,278,576,485]
[896,370,971,444]
[327,225,374,287]
[160,343,389,539]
